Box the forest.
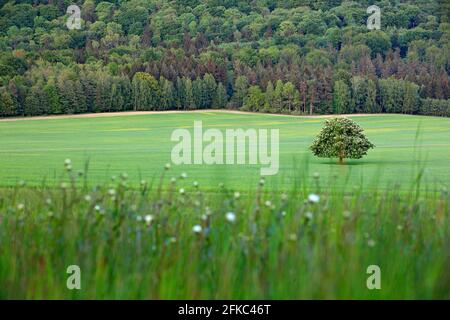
[0,0,449,117]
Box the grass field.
[0,111,449,191]
[0,111,449,299]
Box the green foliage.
[310,118,375,164]
[0,1,448,118]
[0,161,448,298]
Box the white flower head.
[164,163,171,170]
[192,225,202,234]
[234,191,241,199]
[108,188,116,196]
[313,172,320,179]
[308,193,320,203]
[342,210,351,218]
[84,195,92,202]
[179,188,185,195]
[225,212,236,223]
[136,215,143,222]
[193,181,198,187]
[64,159,72,166]
[94,204,101,211]
[17,203,25,210]
[180,172,187,179]
[265,200,272,207]
[368,239,376,247]
[305,211,314,220]
[171,177,177,183]
[144,214,154,225]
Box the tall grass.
[0,161,449,299]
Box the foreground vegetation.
[0,161,448,299]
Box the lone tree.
[310,118,374,164]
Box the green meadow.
[0,111,449,299]
[0,111,449,190]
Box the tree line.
[0,0,449,117]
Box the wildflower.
[234,191,241,199]
[313,172,320,179]
[144,214,154,225]
[397,225,403,231]
[265,200,272,207]
[64,159,71,166]
[308,193,320,203]
[84,195,92,202]
[281,193,288,201]
[225,212,236,223]
[288,233,297,241]
[45,198,52,205]
[140,180,147,186]
[259,178,265,186]
[168,237,177,243]
[108,188,116,196]
[367,239,376,247]
[342,210,351,219]
[164,163,171,170]
[201,214,208,221]
[121,173,128,180]
[60,182,68,189]
[17,203,25,210]
[65,164,72,172]
[171,177,177,183]
[193,181,198,188]
[281,211,287,217]
[192,225,202,234]
[205,207,212,216]
[136,215,143,222]
[305,212,314,220]
[179,188,185,195]
[180,172,188,179]
[94,205,101,212]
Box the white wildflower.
[192,225,202,234]
[308,193,320,203]
[144,214,154,225]
[225,212,236,223]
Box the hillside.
[0,0,449,117]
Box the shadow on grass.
[318,160,397,166]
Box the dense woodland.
[0,0,449,117]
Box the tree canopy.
[0,0,449,117]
